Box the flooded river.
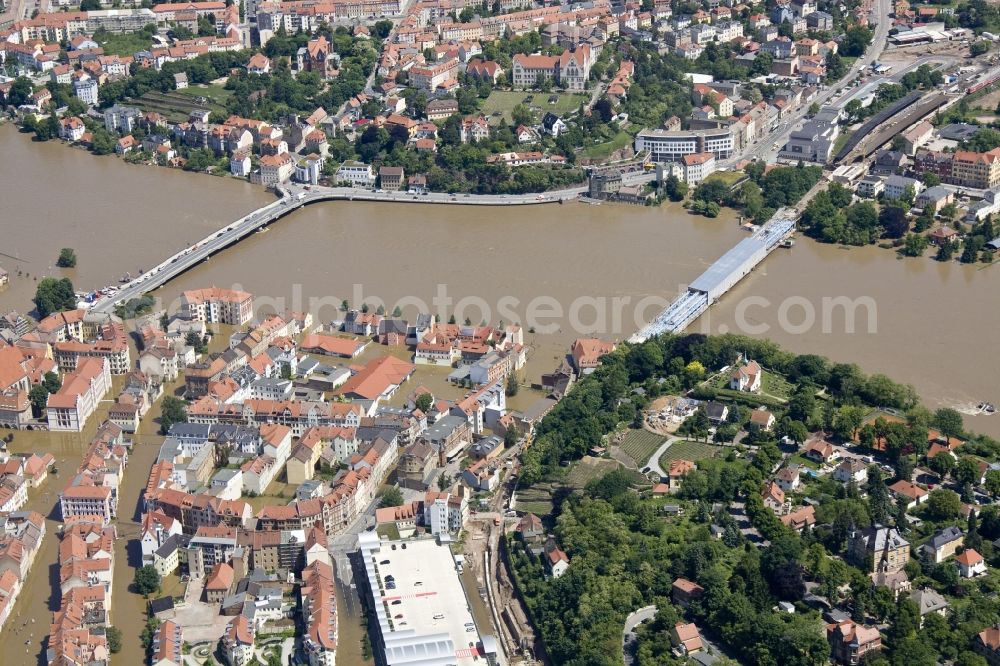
[0,119,998,663]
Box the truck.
[296,192,306,201]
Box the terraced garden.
[514,456,642,517]
[618,429,667,467]
[128,90,219,123]
[658,440,725,470]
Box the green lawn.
[832,131,854,157]
[480,90,588,123]
[565,456,624,489]
[702,170,746,188]
[95,29,155,56]
[619,429,667,467]
[659,441,724,469]
[582,130,634,160]
[761,371,795,401]
[175,83,234,107]
[788,453,822,470]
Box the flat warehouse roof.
[689,235,767,295]
[359,535,485,665]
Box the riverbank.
[1,124,997,436]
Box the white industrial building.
[356,533,500,666]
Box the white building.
[884,175,924,201]
[356,534,500,666]
[635,128,735,162]
[336,161,374,187]
[680,152,717,184]
[73,77,99,105]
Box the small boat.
[977,402,996,414]
[780,238,795,248]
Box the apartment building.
[180,287,254,325]
[47,357,112,431]
[952,149,1000,189]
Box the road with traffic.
[731,0,894,165]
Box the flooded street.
[0,114,998,662]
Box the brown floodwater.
[0,116,999,662]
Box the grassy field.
[565,456,623,488]
[582,130,634,160]
[514,457,635,517]
[761,371,795,400]
[702,170,746,188]
[129,91,219,122]
[619,429,667,467]
[713,367,794,405]
[130,90,220,123]
[659,440,725,468]
[480,90,588,123]
[95,29,155,57]
[175,83,234,107]
[514,486,556,517]
[832,130,854,157]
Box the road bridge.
[629,211,797,343]
[90,174,655,314]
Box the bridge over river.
[629,210,797,343]
[90,177,662,314]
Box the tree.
[954,456,981,487]
[867,466,893,525]
[42,371,61,394]
[902,233,929,257]
[56,248,77,268]
[933,408,964,440]
[971,40,991,57]
[28,385,49,418]
[105,626,122,653]
[379,486,404,508]
[926,488,961,520]
[936,239,957,262]
[437,472,451,491]
[159,396,188,435]
[843,25,874,57]
[185,331,207,354]
[506,372,519,397]
[984,469,1000,497]
[415,393,433,413]
[8,77,33,107]
[664,174,688,202]
[134,565,160,596]
[33,277,76,317]
[879,206,909,239]
[928,451,955,479]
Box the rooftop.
[358,535,488,665]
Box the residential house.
[848,525,909,574]
[833,459,868,485]
[922,526,963,563]
[775,466,800,492]
[670,622,703,657]
[667,459,695,492]
[889,480,928,509]
[827,619,881,665]
[957,549,987,578]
